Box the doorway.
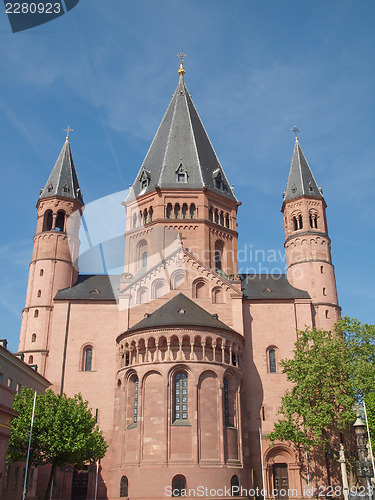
[272,463,289,499]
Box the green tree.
[267,326,356,483]
[364,392,375,457]
[336,316,375,401]
[7,388,107,500]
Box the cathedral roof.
[283,138,322,202]
[55,274,119,301]
[130,67,236,201]
[39,137,83,204]
[240,274,310,300]
[127,293,236,333]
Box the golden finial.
[177,52,187,75]
[63,126,74,141]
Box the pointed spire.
[131,65,236,201]
[283,137,322,201]
[39,136,83,204]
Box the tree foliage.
[7,388,107,498]
[336,316,375,401]
[267,326,356,451]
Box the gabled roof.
[131,68,236,202]
[127,293,236,333]
[54,275,119,301]
[39,138,83,204]
[240,274,310,300]
[283,138,322,202]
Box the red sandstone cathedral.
[18,62,340,499]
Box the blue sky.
[0,0,374,352]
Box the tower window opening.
[215,209,219,224]
[224,378,230,427]
[43,210,53,231]
[166,203,172,219]
[174,372,188,423]
[182,203,188,219]
[174,203,180,219]
[269,349,276,373]
[133,376,139,423]
[149,206,153,222]
[220,211,224,226]
[143,209,148,225]
[55,210,65,232]
[34,310,39,318]
[320,265,324,274]
[133,213,137,228]
[172,475,186,497]
[83,346,93,371]
[298,214,303,229]
[31,333,36,342]
[138,212,142,227]
[120,476,128,497]
[293,217,298,231]
[325,309,330,319]
[189,203,196,219]
[141,251,147,269]
[209,208,213,222]
[40,269,44,277]
[214,241,223,271]
[28,355,33,364]
[37,290,41,298]
[225,213,230,228]
[231,475,240,496]
[262,405,265,421]
[323,287,327,296]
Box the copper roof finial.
[177,52,187,75]
[63,126,74,142]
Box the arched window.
[143,209,148,225]
[194,280,208,299]
[137,240,148,270]
[172,475,186,497]
[189,203,196,219]
[298,214,303,229]
[225,214,230,228]
[55,210,65,232]
[293,217,298,231]
[212,287,224,304]
[31,334,36,342]
[43,210,53,231]
[136,287,148,304]
[83,346,93,371]
[214,209,219,224]
[152,279,168,299]
[182,203,188,219]
[220,211,224,226]
[231,475,240,496]
[34,310,39,318]
[141,251,147,269]
[223,378,230,427]
[37,290,41,298]
[28,355,33,364]
[325,309,330,319]
[174,372,188,423]
[171,271,186,290]
[209,208,213,222]
[166,203,172,219]
[174,203,180,219]
[269,349,276,373]
[120,475,128,497]
[133,213,137,228]
[149,206,153,222]
[40,269,44,277]
[131,376,139,424]
[214,241,224,271]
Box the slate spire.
[39,136,83,204]
[131,65,236,201]
[283,137,322,201]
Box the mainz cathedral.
[18,61,340,499]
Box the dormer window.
[213,168,225,191]
[63,184,69,193]
[308,182,314,193]
[47,183,53,192]
[176,164,188,183]
[139,169,151,190]
[291,183,297,194]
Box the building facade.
[17,63,340,499]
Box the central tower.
[124,61,240,279]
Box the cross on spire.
[291,126,301,140]
[64,126,74,141]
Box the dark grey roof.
[283,139,322,202]
[54,275,119,301]
[240,274,310,300]
[39,139,83,204]
[131,72,236,201]
[127,293,236,333]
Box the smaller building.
[0,339,50,498]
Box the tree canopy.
[7,388,107,498]
[267,324,356,452]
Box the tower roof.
[283,138,322,202]
[39,138,83,204]
[131,67,236,201]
